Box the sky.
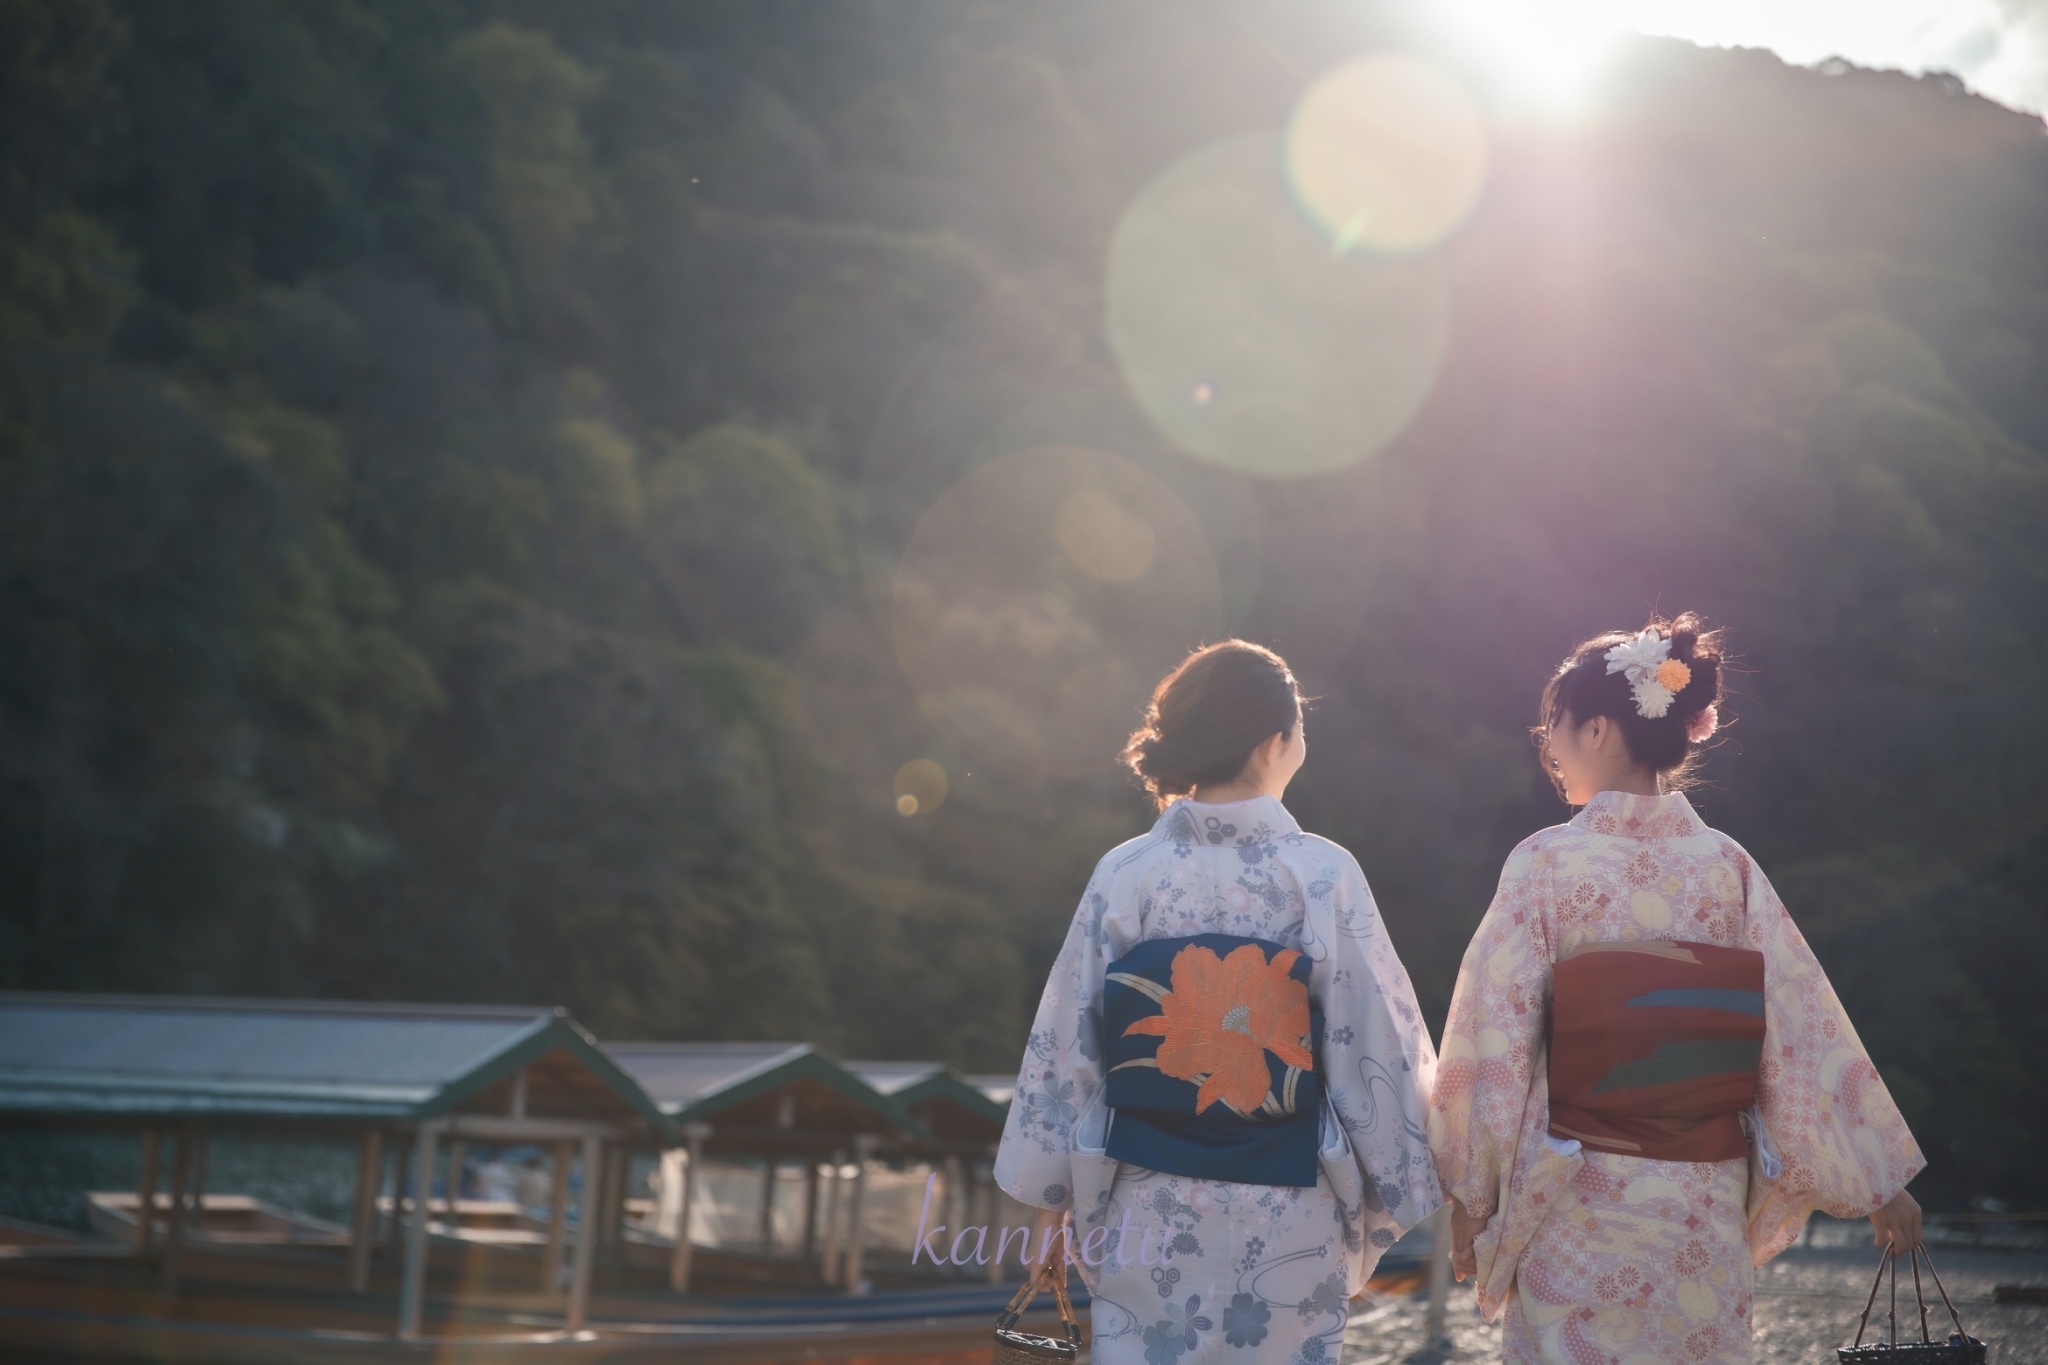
[1629,0,2048,117]
[1441,0,2048,119]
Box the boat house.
[601,1041,930,1293]
[0,992,673,1336]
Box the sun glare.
[1445,0,1624,104]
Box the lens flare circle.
[1285,52,1488,256]
[891,446,1222,777]
[1106,136,1453,480]
[1055,486,1159,582]
[892,758,949,816]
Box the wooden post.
[819,1153,844,1284]
[190,1128,211,1231]
[443,1141,465,1223]
[566,1136,602,1330]
[801,1157,821,1259]
[134,1130,159,1257]
[843,1134,876,1294]
[606,1146,630,1250]
[1424,1202,1452,1347]
[386,1133,412,1253]
[349,1129,384,1293]
[653,1150,683,1239]
[158,1130,190,1296]
[944,1156,963,1247]
[398,1126,437,1340]
[983,1165,1004,1284]
[593,1147,618,1252]
[543,1140,572,1294]
[667,1124,708,1294]
[758,1159,778,1252]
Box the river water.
[1342,1239,2048,1363]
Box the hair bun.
[1667,612,1707,663]
[1540,613,1729,786]
[1674,654,1719,711]
[1662,613,1722,719]
[1121,641,1304,809]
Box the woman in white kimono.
[994,640,1440,1365]
[1430,614,1925,1364]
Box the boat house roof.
[963,1073,1016,1108]
[845,1061,1008,1148]
[0,993,672,1139]
[602,1042,929,1152]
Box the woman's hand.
[1869,1188,1923,1253]
[1026,1206,1069,1275]
[1450,1198,1487,1283]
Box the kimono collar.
[1153,795,1301,848]
[1570,789,1708,839]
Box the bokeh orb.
[1106,136,1453,480]
[957,385,1269,629]
[891,447,1223,777]
[1285,52,1488,256]
[892,759,949,816]
[1055,486,1158,582]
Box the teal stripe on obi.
[1586,1038,1766,1094]
[1626,988,1764,1016]
[1101,933,1323,1187]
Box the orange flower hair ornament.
[1121,942,1314,1115]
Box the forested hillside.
[2,1,2044,1203]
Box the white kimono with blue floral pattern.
[995,796,1442,1365]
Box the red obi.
[1547,940,1766,1163]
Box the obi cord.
[1101,934,1324,1186]
[1546,939,1766,1163]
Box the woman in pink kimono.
[1429,614,1925,1364]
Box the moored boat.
[89,1191,352,1247]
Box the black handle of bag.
[1851,1246,1888,1349]
[1916,1245,1970,1344]
[994,1264,1040,1331]
[1049,1262,1081,1346]
[1849,1242,1973,1349]
[1910,1247,1930,1343]
[996,1259,1082,1347]
[1888,1242,1899,1346]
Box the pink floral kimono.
[1428,790,1925,1363]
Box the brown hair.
[1121,640,1304,809]
[1536,612,1727,793]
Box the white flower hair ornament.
[1603,628,1694,720]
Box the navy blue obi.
[1100,933,1324,1187]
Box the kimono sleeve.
[992,867,1114,1213]
[1311,849,1443,1266]
[1426,836,1555,1224]
[1742,852,1926,1263]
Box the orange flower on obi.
[1122,943,1314,1115]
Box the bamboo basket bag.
[992,1260,1082,1365]
[1837,1245,1986,1363]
